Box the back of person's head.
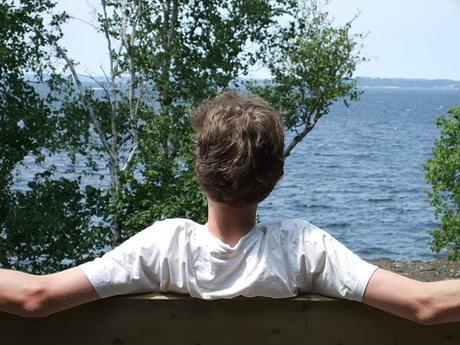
[192,91,284,207]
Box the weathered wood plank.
[1,294,459,345]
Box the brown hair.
[192,91,284,207]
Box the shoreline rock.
[369,258,460,281]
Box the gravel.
[370,259,460,281]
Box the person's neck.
[206,198,258,247]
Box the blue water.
[14,85,460,260]
[259,87,460,260]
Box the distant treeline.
[356,77,460,89]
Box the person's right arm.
[363,268,460,325]
[0,267,99,318]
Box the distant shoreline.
[27,74,460,90]
[356,76,460,89]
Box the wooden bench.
[1,293,459,345]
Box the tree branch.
[89,75,110,98]
[101,0,120,172]
[56,45,118,169]
[284,123,315,158]
[113,0,142,174]
[159,0,179,107]
[69,15,102,31]
[168,0,179,48]
[121,143,139,172]
[284,87,329,158]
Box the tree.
[3,173,108,273]
[425,105,460,260]
[53,0,293,244]
[246,1,364,157]
[0,0,59,215]
[0,0,109,273]
[2,0,365,273]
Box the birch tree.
[247,1,364,157]
[51,0,289,244]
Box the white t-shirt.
[80,218,378,302]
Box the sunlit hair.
[192,91,284,207]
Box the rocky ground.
[370,259,460,281]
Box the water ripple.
[260,88,459,260]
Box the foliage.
[425,106,460,260]
[1,173,110,273]
[1,0,364,273]
[246,1,364,157]
[51,0,295,243]
[0,0,60,202]
[0,0,106,272]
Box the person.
[0,92,459,325]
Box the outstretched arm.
[0,267,99,318]
[363,268,460,325]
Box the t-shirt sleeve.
[301,222,378,302]
[79,222,164,298]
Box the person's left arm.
[0,267,99,318]
[363,268,460,325]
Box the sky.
[54,0,460,80]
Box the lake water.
[14,84,460,260]
[259,87,460,260]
